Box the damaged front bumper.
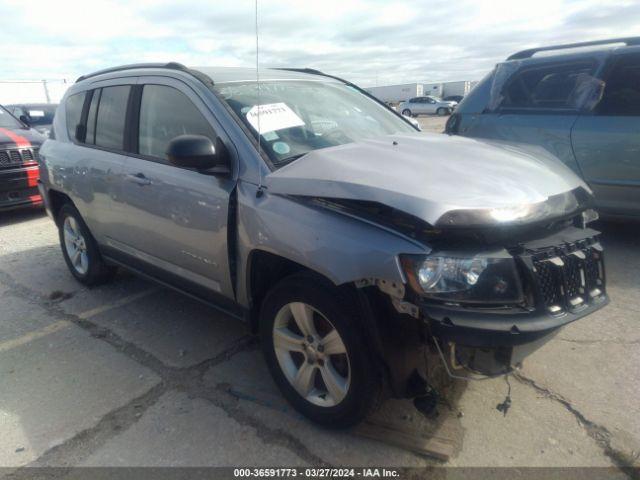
[418,228,609,375]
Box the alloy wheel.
[273,302,351,407]
[63,216,89,275]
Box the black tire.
[57,203,115,286]
[437,107,450,116]
[259,273,382,428]
[401,109,412,117]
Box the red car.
[0,105,45,211]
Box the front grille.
[530,239,605,314]
[0,147,39,167]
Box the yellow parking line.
[0,288,157,354]
[76,288,158,320]
[0,320,71,353]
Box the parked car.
[443,95,464,103]
[39,64,608,427]
[0,105,44,211]
[399,96,457,117]
[6,103,57,138]
[446,37,640,218]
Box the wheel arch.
[245,249,393,392]
[48,189,74,225]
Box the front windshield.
[0,106,24,129]
[214,80,415,167]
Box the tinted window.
[85,89,100,144]
[20,106,57,126]
[138,85,216,160]
[95,86,130,150]
[598,54,640,116]
[65,92,85,140]
[499,61,596,110]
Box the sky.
[0,0,639,94]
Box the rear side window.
[65,92,86,141]
[138,85,216,160]
[95,86,130,150]
[598,54,640,116]
[498,61,596,111]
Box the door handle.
[125,172,152,186]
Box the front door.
[571,52,640,216]
[112,79,236,300]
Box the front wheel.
[401,109,412,117]
[436,107,450,116]
[260,273,382,428]
[58,203,115,286]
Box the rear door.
[461,59,600,175]
[113,77,237,300]
[55,82,134,242]
[571,52,640,216]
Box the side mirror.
[19,115,30,126]
[166,135,223,170]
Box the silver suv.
[38,64,608,427]
[399,96,457,117]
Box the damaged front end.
[405,226,608,376]
[316,191,608,379]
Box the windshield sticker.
[246,102,304,134]
[262,131,279,142]
[29,110,45,117]
[272,141,291,155]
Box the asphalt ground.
[0,123,638,476]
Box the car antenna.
[255,0,264,198]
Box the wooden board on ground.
[354,398,463,462]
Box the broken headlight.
[400,252,524,305]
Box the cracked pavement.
[0,180,638,475]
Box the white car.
[399,96,457,117]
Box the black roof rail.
[276,67,326,76]
[507,37,640,60]
[75,62,189,83]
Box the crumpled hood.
[265,132,589,226]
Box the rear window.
[95,86,130,150]
[496,60,597,111]
[65,93,85,140]
[23,106,56,126]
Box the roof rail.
[276,67,326,76]
[507,37,640,60]
[75,62,189,83]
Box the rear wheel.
[401,109,413,117]
[260,273,381,428]
[58,204,115,286]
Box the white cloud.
[0,0,638,91]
